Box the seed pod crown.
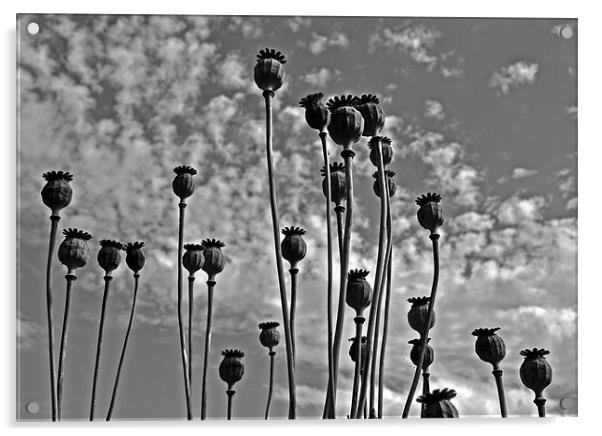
[281,226,306,237]
[320,162,346,176]
[254,48,286,93]
[299,92,330,131]
[63,228,93,240]
[99,239,126,250]
[520,348,550,359]
[326,95,357,111]
[222,349,245,359]
[125,241,146,273]
[407,296,431,306]
[202,239,226,249]
[173,165,198,176]
[348,269,369,281]
[472,327,501,337]
[416,192,442,206]
[43,170,74,182]
[417,388,457,404]
[256,48,286,64]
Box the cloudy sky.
[17,15,576,420]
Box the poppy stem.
[188,276,194,393]
[263,90,296,419]
[226,388,235,420]
[106,273,140,421]
[56,271,76,421]
[329,147,355,418]
[200,279,215,420]
[349,316,365,418]
[377,185,393,418]
[401,233,440,418]
[356,140,389,418]
[319,131,335,421]
[45,214,60,421]
[420,371,430,417]
[177,201,193,420]
[264,350,276,419]
[492,366,508,417]
[90,275,112,421]
[289,267,298,364]
[534,396,546,417]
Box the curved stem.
[188,276,194,391]
[377,189,393,418]
[90,275,112,421]
[106,273,140,421]
[492,367,507,417]
[401,234,440,418]
[356,140,389,418]
[45,214,60,421]
[265,350,276,419]
[177,202,193,420]
[330,148,355,418]
[263,91,296,419]
[320,131,335,421]
[289,267,298,363]
[420,371,430,418]
[349,316,364,418]
[200,280,215,420]
[56,272,75,421]
[226,388,235,420]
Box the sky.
[16,15,577,420]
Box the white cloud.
[302,67,339,87]
[307,31,350,55]
[511,167,538,179]
[216,52,249,91]
[423,99,445,120]
[287,17,312,33]
[497,196,546,225]
[489,61,539,95]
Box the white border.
[2,1,597,435]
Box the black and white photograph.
[9,3,587,427]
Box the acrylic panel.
[16,14,577,421]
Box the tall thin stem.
[289,266,298,363]
[44,214,60,421]
[401,234,440,418]
[329,148,355,418]
[319,131,335,421]
[90,275,112,421]
[349,316,365,418]
[264,350,276,419]
[263,90,296,419]
[420,371,430,417]
[106,273,140,421]
[177,202,193,420]
[56,272,75,420]
[356,141,389,418]
[377,188,393,418]
[323,205,344,419]
[188,276,194,391]
[226,388,235,420]
[492,366,507,417]
[200,279,215,420]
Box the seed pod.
[368,136,393,167]
[355,94,385,137]
[258,321,280,349]
[201,239,226,280]
[219,349,245,387]
[409,338,434,369]
[326,95,364,148]
[416,192,444,234]
[172,165,197,200]
[125,241,146,273]
[97,240,125,274]
[183,243,205,276]
[472,327,506,367]
[321,162,347,207]
[345,269,372,315]
[407,296,436,334]
[299,92,330,132]
[519,348,552,396]
[254,48,286,93]
[41,170,73,215]
[416,388,459,418]
[281,226,307,266]
[372,170,397,198]
[348,336,368,369]
[58,228,93,271]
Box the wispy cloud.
[511,167,538,179]
[307,31,349,55]
[423,99,446,120]
[301,67,340,88]
[489,61,539,95]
